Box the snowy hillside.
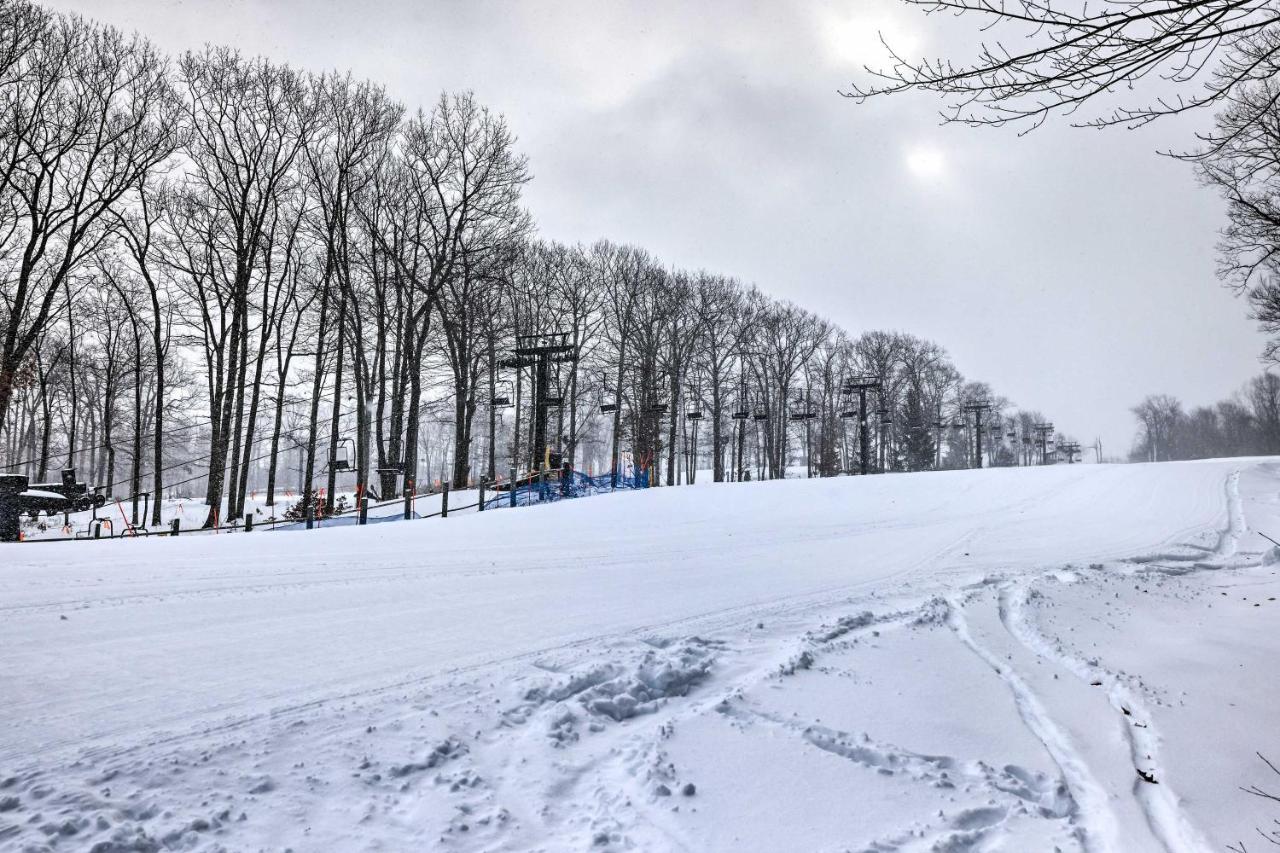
[1,460,1278,851]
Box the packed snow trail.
[0,459,1276,851]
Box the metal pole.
[858,388,869,475]
[974,417,984,469]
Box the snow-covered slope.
[1,460,1277,851]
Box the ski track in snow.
[943,587,1112,852]
[718,700,1076,852]
[0,460,1271,851]
[998,579,1214,853]
[942,465,1246,853]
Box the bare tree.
[848,0,1280,131]
[1229,752,1280,852]
[1132,393,1185,461]
[303,72,402,508]
[0,6,179,435]
[175,47,315,526]
[692,273,751,482]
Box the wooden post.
[244,513,254,532]
[478,480,485,512]
[509,467,517,507]
[359,496,369,525]
[441,481,450,518]
[170,518,180,537]
[305,503,314,530]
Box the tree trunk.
[130,339,143,526]
[326,292,347,513]
[203,301,243,528]
[486,335,496,482]
[303,282,332,508]
[226,307,251,517]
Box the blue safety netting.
[482,468,649,510]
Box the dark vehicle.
[28,469,106,513]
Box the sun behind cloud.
[904,143,946,181]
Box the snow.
[18,490,66,502]
[1,460,1278,851]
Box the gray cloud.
[50,0,1267,456]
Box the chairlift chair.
[330,437,356,472]
[598,374,618,415]
[686,409,704,420]
[840,410,858,419]
[490,380,513,408]
[731,410,750,420]
[753,411,769,422]
[376,454,405,476]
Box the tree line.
[1130,372,1280,462]
[0,2,1067,528]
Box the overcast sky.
[50,0,1268,458]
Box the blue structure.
[482,468,648,511]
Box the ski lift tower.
[1033,422,1056,465]
[843,376,882,475]
[962,399,993,469]
[789,391,818,477]
[501,332,577,474]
